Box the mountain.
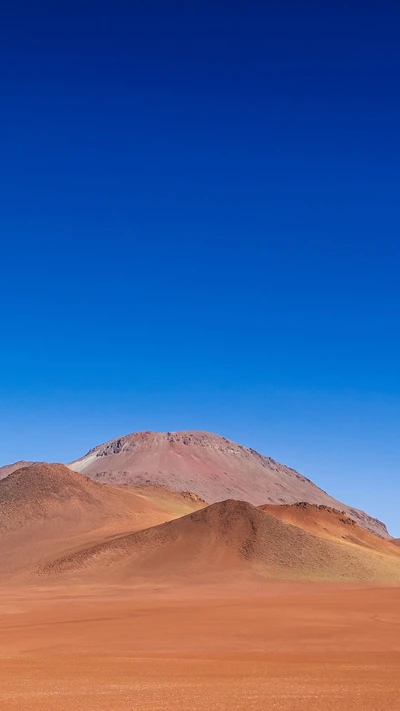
[69,430,389,539]
[0,460,35,480]
[38,499,400,584]
[2,463,398,586]
[0,462,204,576]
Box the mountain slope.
[70,430,389,539]
[38,499,400,584]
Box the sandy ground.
[1,582,399,710]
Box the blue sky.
[1,1,399,534]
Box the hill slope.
[0,463,204,575]
[260,502,400,557]
[39,499,400,584]
[0,460,35,480]
[70,430,389,538]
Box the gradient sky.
[1,2,399,534]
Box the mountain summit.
[70,430,389,539]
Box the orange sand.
[1,581,399,710]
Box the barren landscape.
[1,582,400,710]
[1,433,399,710]
[0,0,400,711]
[70,431,390,538]
[3,0,399,706]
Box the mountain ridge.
[70,430,390,539]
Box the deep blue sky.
[1,2,399,533]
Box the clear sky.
[1,2,399,534]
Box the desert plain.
[1,581,400,711]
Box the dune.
[0,463,204,576]
[37,499,400,585]
[69,430,389,538]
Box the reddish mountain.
[70,430,389,539]
[1,463,398,586]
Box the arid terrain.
[1,446,399,710]
[0,463,204,578]
[0,460,34,480]
[1,582,400,710]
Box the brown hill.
[0,463,204,576]
[0,460,35,480]
[259,502,400,557]
[391,538,400,547]
[38,499,400,585]
[69,430,389,539]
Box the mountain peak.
[70,430,389,539]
